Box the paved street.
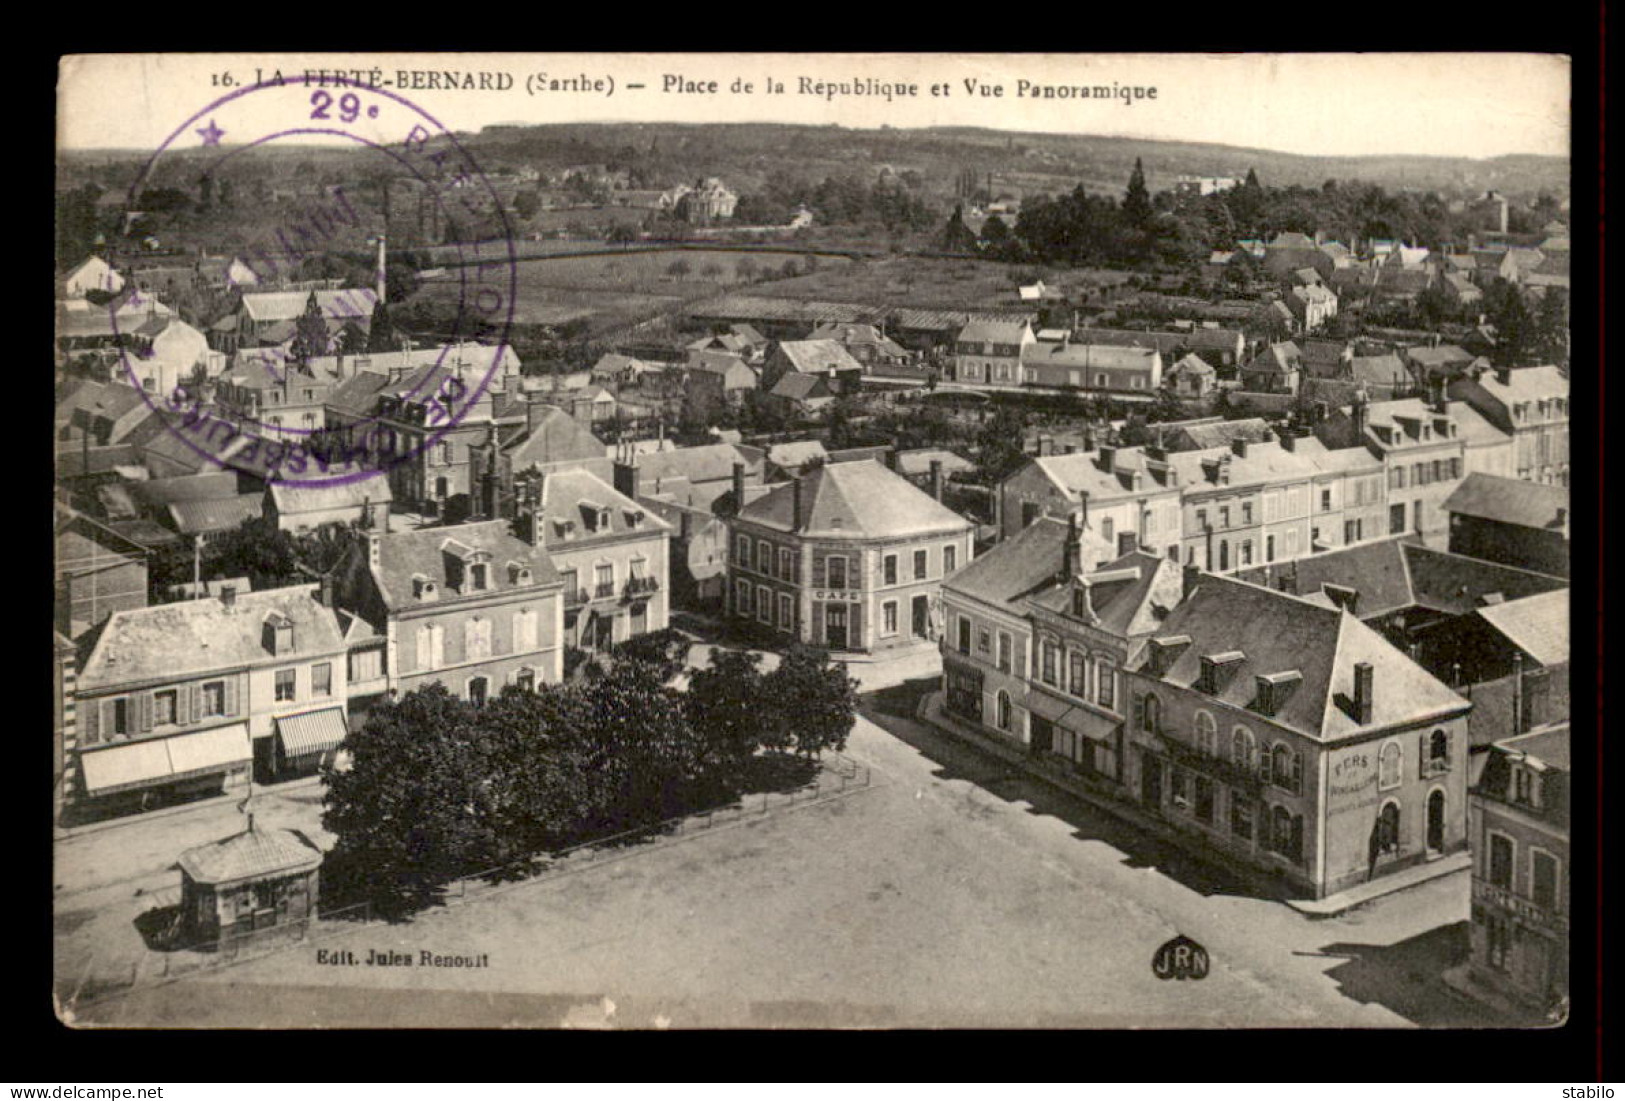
[66,669,1493,1029]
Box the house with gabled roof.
[62,255,125,299]
[1122,572,1472,899]
[952,317,1036,385]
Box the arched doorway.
[1427,789,1446,853]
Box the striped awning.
[275,707,348,757]
[80,724,251,796]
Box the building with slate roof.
[332,517,566,699]
[727,460,974,654]
[178,818,323,951]
[759,339,866,393]
[1313,394,1473,544]
[1448,364,1569,486]
[72,584,350,809]
[1019,340,1161,393]
[1122,573,1472,899]
[265,479,393,533]
[526,468,671,653]
[1443,473,1569,577]
[940,517,1183,779]
[952,317,1036,385]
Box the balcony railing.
[1422,755,1452,777]
[594,581,616,599]
[1474,878,1567,933]
[623,575,661,598]
[565,588,589,607]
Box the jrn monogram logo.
[1152,934,1210,981]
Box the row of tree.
[942,162,1568,271]
[322,643,858,909]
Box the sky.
[58,53,1571,161]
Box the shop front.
[77,724,251,810]
[273,707,349,779]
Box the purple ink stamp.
[109,75,519,497]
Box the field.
[409,247,858,335]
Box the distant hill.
[459,122,1570,201]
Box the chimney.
[525,397,549,435]
[1553,506,1567,529]
[1353,661,1374,724]
[1511,651,1525,733]
[792,473,806,531]
[1280,431,1297,452]
[219,584,237,609]
[1065,513,1083,577]
[1099,446,1116,473]
[1231,437,1249,458]
[1351,393,1370,439]
[1117,532,1138,556]
[375,233,387,307]
[317,572,335,608]
[731,462,745,516]
[366,530,382,569]
[522,505,545,547]
[930,459,945,502]
[1495,365,1512,386]
[613,458,640,501]
[1181,563,1201,603]
[884,448,899,472]
[1037,435,1053,457]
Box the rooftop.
[1443,473,1568,530]
[738,459,971,540]
[79,584,344,689]
[1475,589,1569,667]
[1136,575,1469,742]
[178,823,323,886]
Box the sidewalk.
[915,690,1467,916]
[1285,851,1471,917]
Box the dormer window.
[1198,651,1245,694]
[469,563,489,591]
[508,562,533,585]
[599,507,611,530]
[263,612,295,656]
[413,575,439,601]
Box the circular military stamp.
[108,75,519,493]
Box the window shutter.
[1418,733,1425,779]
[1290,815,1304,862]
[811,555,825,588]
[177,683,191,725]
[1291,753,1302,794]
[224,677,237,717]
[1132,694,1144,729]
[1260,746,1273,784]
[82,698,99,743]
[849,602,863,650]
[137,692,153,732]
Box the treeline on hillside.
[956,165,1568,270]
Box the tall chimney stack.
[1065,513,1083,578]
[930,459,944,502]
[792,473,806,531]
[1353,661,1374,724]
[375,233,387,308]
[731,462,745,516]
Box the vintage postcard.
[54,51,1573,1029]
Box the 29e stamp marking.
[112,76,520,491]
